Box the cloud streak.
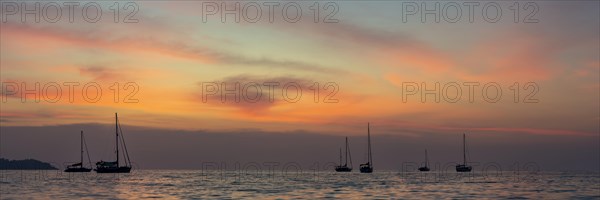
[1,22,344,75]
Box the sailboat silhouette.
[335,137,353,172]
[359,123,373,173]
[65,130,92,172]
[95,113,132,173]
[418,149,430,172]
[456,133,472,172]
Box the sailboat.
[455,133,472,172]
[335,137,353,172]
[418,149,430,172]
[95,113,132,173]
[359,123,373,173]
[65,131,92,172]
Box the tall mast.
[368,123,372,165]
[80,130,83,166]
[116,113,119,166]
[348,137,353,168]
[425,149,428,167]
[339,148,342,166]
[83,132,92,168]
[463,133,466,165]
[344,137,348,166]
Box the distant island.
[0,158,58,170]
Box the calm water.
[1,170,598,199]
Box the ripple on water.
[1,171,598,199]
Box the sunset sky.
[0,1,598,170]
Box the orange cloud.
[190,74,375,124]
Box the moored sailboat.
[95,113,132,173]
[359,123,373,173]
[335,137,353,172]
[455,133,472,172]
[418,149,430,172]
[65,130,92,172]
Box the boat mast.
[83,132,92,168]
[368,123,372,166]
[117,116,132,167]
[339,148,342,166]
[80,130,83,167]
[425,149,428,167]
[462,133,466,165]
[116,113,119,166]
[348,137,353,168]
[344,137,348,166]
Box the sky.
[0,1,598,170]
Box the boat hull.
[95,166,131,173]
[455,165,472,172]
[359,165,373,173]
[335,166,352,172]
[418,167,430,172]
[64,167,92,172]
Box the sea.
[0,170,598,199]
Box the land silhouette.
[0,158,57,170]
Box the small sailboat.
[335,137,353,172]
[359,123,373,173]
[455,133,472,172]
[65,130,92,172]
[418,149,430,172]
[95,113,132,173]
